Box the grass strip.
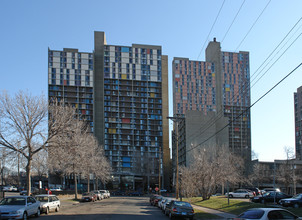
[187,196,302,216]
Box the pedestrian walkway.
[192,204,237,219]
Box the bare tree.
[49,116,111,199]
[252,150,259,161]
[31,149,48,181]
[249,163,266,188]
[92,149,111,190]
[80,134,111,192]
[276,146,300,195]
[2,150,27,187]
[48,118,88,199]
[179,146,245,200]
[179,165,199,202]
[0,148,9,186]
[0,91,76,195]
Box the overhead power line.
[221,0,246,43]
[251,31,302,88]
[251,17,302,85]
[185,16,302,144]
[235,0,271,51]
[197,0,226,60]
[187,61,302,154]
[194,0,273,140]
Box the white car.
[92,190,103,200]
[0,196,41,219]
[237,208,302,220]
[35,194,60,214]
[226,189,254,198]
[50,187,63,191]
[99,190,110,198]
[3,186,18,192]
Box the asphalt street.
[39,196,168,220]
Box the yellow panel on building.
[109,128,116,134]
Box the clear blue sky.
[1,0,302,161]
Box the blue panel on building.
[122,157,131,162]
[122,162,131,167]
[121,47,130,53]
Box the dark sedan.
[165,200,195,220]
[279,194,302,208]
[251,191,291,204]
[150,195,163,206]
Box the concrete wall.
[161,55,171,190]
[185,110,229,167]
[93,31,106,146]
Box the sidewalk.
[192,204,237,219]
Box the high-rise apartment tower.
[294,86,302,160]
[48,31,170,191]
[172,38,251,169]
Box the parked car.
[236,208,301,220]
[0,196,41,219]
[92,190,103,200]
[35,194,60,214]
[251,191,291,204]
[3,186,18,192]
[150,194,159,205]
[262,187,281,192]
[162,198,174,213]
[20,187,40,196]
[245,187,261,196]
[81,192,97,202]
[158,197,166,209]
[165,200,195,220]
[50,187,63,191]
[226,189,254,198]
[151,195,163,207]
[99,190,110,198]
[279,193,302,208]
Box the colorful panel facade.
[102,44,164,177]
[48,48,94,129]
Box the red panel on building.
[122,118,130,123]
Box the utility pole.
[17,153,20,188]
[158,149,161,195]
[167,115,185,200]
[273,161,276,204]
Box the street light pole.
[158,149,161,195]
[175,124,179,199]
[167,115,185,200]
